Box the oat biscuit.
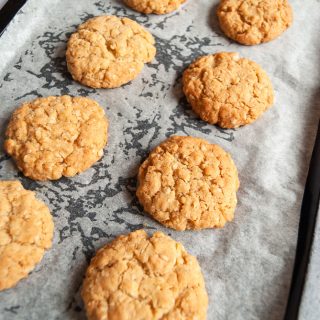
[217,0,293,45]
[66,15,156,88]
[82,229,208,320]
[4,96,108,181]
[0,181,54,291]
[182,52,274,128]
[137,136,239,230]
[123,0,186,15]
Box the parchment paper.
[0,1,319,319]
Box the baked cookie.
[0,181,54,291]
[66,15,156,88]
[4,96,108,180]
[183,52,274,128]
[82,229,208,320]
[137,136,239,230]
[123,0,186,15]
[217,0,293,45]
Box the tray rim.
[0,0,28,37]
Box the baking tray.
[0,0,320,319]
[0,0,27,36]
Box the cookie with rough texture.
[82,229,208,320]
[66,15,156,88]
[0,181,54,291]
[123,0,186,15]
[137,136,239,230]
[4,96,108,181]
[183,52,274,128]
[217,0,293,45]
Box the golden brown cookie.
[182,52,274,128]
[217,0,293,45]
[137,136,239,230]
[82,229,208,320]
[66,15,156,88]
[0,181,54,291]
[4,96,108,181]
[123,0,186,14]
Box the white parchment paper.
[0,1,319,319]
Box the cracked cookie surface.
[182,52,274,128]
[82,229,208,320]
[0,181,54,291]
[66,15,156,88]
[4,96,108,181]
[123,0,186,15]
[217,0,293,45]
[137,136,239,230]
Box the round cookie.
[0,181,54,291]
[4,95,108,181]
[123,0,186,15]
[217,0,293,45]
[66,15,156,88]
[137,136,239,230]
[182,52,274,128]
[82,229,208,320]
